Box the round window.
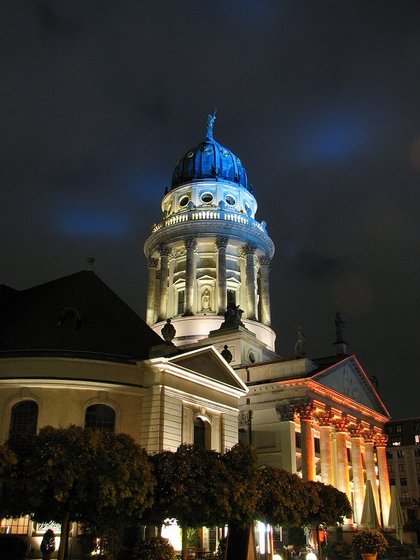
[179,195,189,207]
[201,192,213,203]
[225,195,236,205]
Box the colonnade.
[278,400,391,527]
[146,236,272,326]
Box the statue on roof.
[206,109,217,140]
[294,326,306,359]
[161,318,176,343]
[220,302,245,329]
[221,344,233,364]
[335,312,345,343]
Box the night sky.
[1,1,419,419]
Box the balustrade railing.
[152,209,266,233]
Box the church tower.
[144,114,276,352]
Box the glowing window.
[0,516,30,535]
[9,400,38,445]
[85,404,115,432]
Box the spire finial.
[206,109,217,140]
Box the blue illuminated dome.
[171,114,250,191]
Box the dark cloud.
[1,0,419,418]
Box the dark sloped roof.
[0,271,163,360]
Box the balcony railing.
[152,209,267,234]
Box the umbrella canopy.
[361,480,381,529]
[388,485,404,543]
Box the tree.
[255,467,319,560]
[256,467,314,527]
[1,426,155,560]
[0,443,16,498]
[223,443,258,526]
[222,444,258,560]
[144,444,231,560]
[303,481,352,560]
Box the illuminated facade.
[0,271,247,547]
[144,116,393,531]
[144,113,276,354]
[235,354,392,527]
[385,418,420,522]
[0,117,395,553]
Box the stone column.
[317,410,334,486]
[216,236,228,315]
[158,245,170,321]
[364,430,380,520]
[184,237,197,316]
[244,243,257,320]
[349,424,365,524]
[146,257,158,325]
[376,434,391,527]
[333,418,351,502]
[294,400,316,481]
[276,404,297,473]
[258,255,271,326]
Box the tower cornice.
[144,218,274,258]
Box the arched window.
[85,404,115,432]
[9,400,38,444]
[194,417,205,448]
[194,417,211,449]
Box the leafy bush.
[133,536,176,560]
[0,535,30,560]
[352,529,388,555]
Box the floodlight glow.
[257,521,266,554]
[161,520,182,551]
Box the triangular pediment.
[168,346,248,394]
[312,356,389,417]
[196,274,215,282]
